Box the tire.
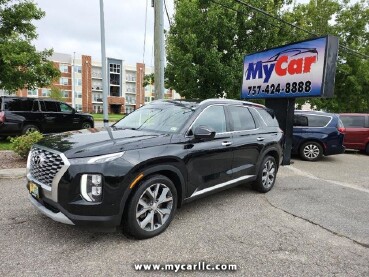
[22,124,40,135]
[365,143,369,155]
[123,175,177,239]
[82,121,92,129]
[252,155,277,193]
[299,141,323,161]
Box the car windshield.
[114,105,195,133]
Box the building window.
[60,77,69,86]
[27,89,38,97]
[41,88,50,97]
[76,92,82,99]
[93,93,102,102]
[74,66,82,73]
[59,64,69,73]
[62,90,70,98]
[109,63,121,73]
[75,104,82,112]
[76,78,82,86]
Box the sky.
[33,0,174,66]
[32,0,315,66]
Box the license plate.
[29,182,40,199]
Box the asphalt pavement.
[1,152,369,276]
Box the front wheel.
[252,156,277,193]
[124,175,177,239]
[82,121,92,129]
[299,141,323,161]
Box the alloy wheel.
[303,144,320,159]
[261,159,275,189]
[136,183,173,232]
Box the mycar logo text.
[245,48,318,83]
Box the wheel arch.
[119,164,186,225]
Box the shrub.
[10,131,44,158]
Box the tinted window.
[192,105,226,133]
[257,108,279,127]
[43,101,59,112]
[59,103,73,113]
[340,116,366,128]
[294,114,330,127]
[4,98,36,112]
[228,106,256,131]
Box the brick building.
[16,52,179,114]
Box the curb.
[0,168,27,179]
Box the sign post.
[241,36,339,165]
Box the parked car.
[0,96,94,137]
[293,110,345,161]
[26,99,283,239]
[339,113,369,154]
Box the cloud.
[33,0,173,65]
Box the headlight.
[69,152,125,165]
[81,174,103,202]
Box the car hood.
[36,127,172,159]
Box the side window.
[228,106,256,131]
[59,103,73,113]
[43,101,59,112]
[6,99,34,112]
[340,116,366,128]
[191,105,226,134]
[257,108,279,127]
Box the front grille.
[29,147,65,188]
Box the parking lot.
[1,152,369,276]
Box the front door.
[185,105,234,197]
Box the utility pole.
[72,52,76,108]
[154,0,165,100]
[99,0,109,127]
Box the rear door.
[340,115,368,149]
[40,100,64,133]
[227,105,262,179]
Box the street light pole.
[154,0,165,100]
[100,0,109,127]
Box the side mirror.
[193,125,216,140]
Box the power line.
[143,0,149,63]
[209,0,369,60]
[232,0,369,59]
[164,0,172,26]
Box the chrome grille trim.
[27,145,70,202]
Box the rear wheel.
[365,143,369,155]
[123,175,177,239]
[22,125,40,135]
[299,141,323,161]
[252,155,277,193]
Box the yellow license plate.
[29,182,39,199]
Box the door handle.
[222,141,232,146]
[257,137,265,141]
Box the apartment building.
[16,52,177,114]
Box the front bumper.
[28,195,74,225]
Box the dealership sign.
[241,36,338,99]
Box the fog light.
[81,174,103,202]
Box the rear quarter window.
[294,114,331,127]
[4,98,35,112]
[228,106,256,131]
[255,108,279,127]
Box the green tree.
[49,86,63,101]
[0,0,60,92]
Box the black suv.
[26,99,283,239]
[0,96,94,137]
